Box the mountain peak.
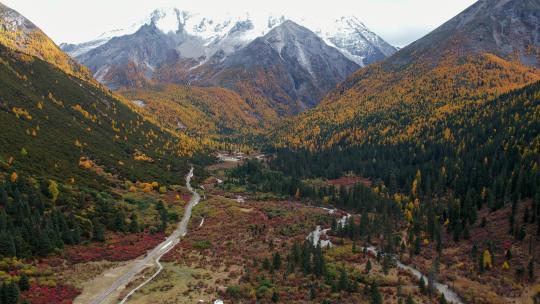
[394,0,540,67]
[63,9,395,94]
[212,18,359,111]
[0,2,36,33]
[148,7,187,34]
[281,19,300,27]
[336,15,367,30]
[311,15,397,65]
[0,2,89,79]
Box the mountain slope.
[269,79,540,304]
[190,21,359,114]
[68,9,285,90]
[391,0,540,67]
[121,84,279,137]
[0,43,199,187]
[0,2,90,79]
[61,9,394,117]
[272,0,540,149]
[0,3,207,271]
[313,16,397,65]
[77,23,178,89]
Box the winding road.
[88,167,201,304]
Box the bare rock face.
[77,24,181,89]
[0,2,37,32]
[391,0,540,68]
[0,2,88,78]
[199,21,360,114]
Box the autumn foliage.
[22,284,80,304]
[64,232,165,264]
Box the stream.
[307,207,464,304]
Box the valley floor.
[36,160,536,304]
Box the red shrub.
[22,284,80,304]
[65,232,165,263]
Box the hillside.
[188,20,359,115]
[263,2,540,300]
[61,9,397,119]
[121,84,279,137]
[270,73,540,304]
[0,2,91,80]
[0,1,209,270]
[0,44,201,186]
[0,4,218,302]
[272,0,540,149]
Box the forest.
[270,81,540,242]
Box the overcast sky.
[3,0,477,47]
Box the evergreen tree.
[313,245,326,277]
[301,242,311,274]
[0,233,16,257]
[518,225,526,241]
[33,230,52,256]
[338,268,348,291]
[439,294,448,304]
[309,284,316,300]
[129,214,140,233]
[262,257,271,271]
[365,259,372,273]
[93,222,105,242]
[18,273,30,291]
[0,186,7,207]
[114,211,126,232]
[272,252,281,271]
[156,202,168,232]
[418,276,426,294]
[271,291,279,303]
[383,255,391,275]
[528,258,535,280]
[2,282,20,304]
[370,282,382,304]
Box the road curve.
[88,167,201,304]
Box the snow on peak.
[149,7,185,34]
[63,8,395,66]
[303,15,397,65]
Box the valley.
[0,0,539,303]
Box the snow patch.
[307,226,333,248]
[151,8,183,34]
[132,100,146,108]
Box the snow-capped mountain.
[62,8,287,63]
[62,8,395,66]
[60,22,145,57]
[198,20,360,113]
[60,8,396,112]
[312,16,397,65]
